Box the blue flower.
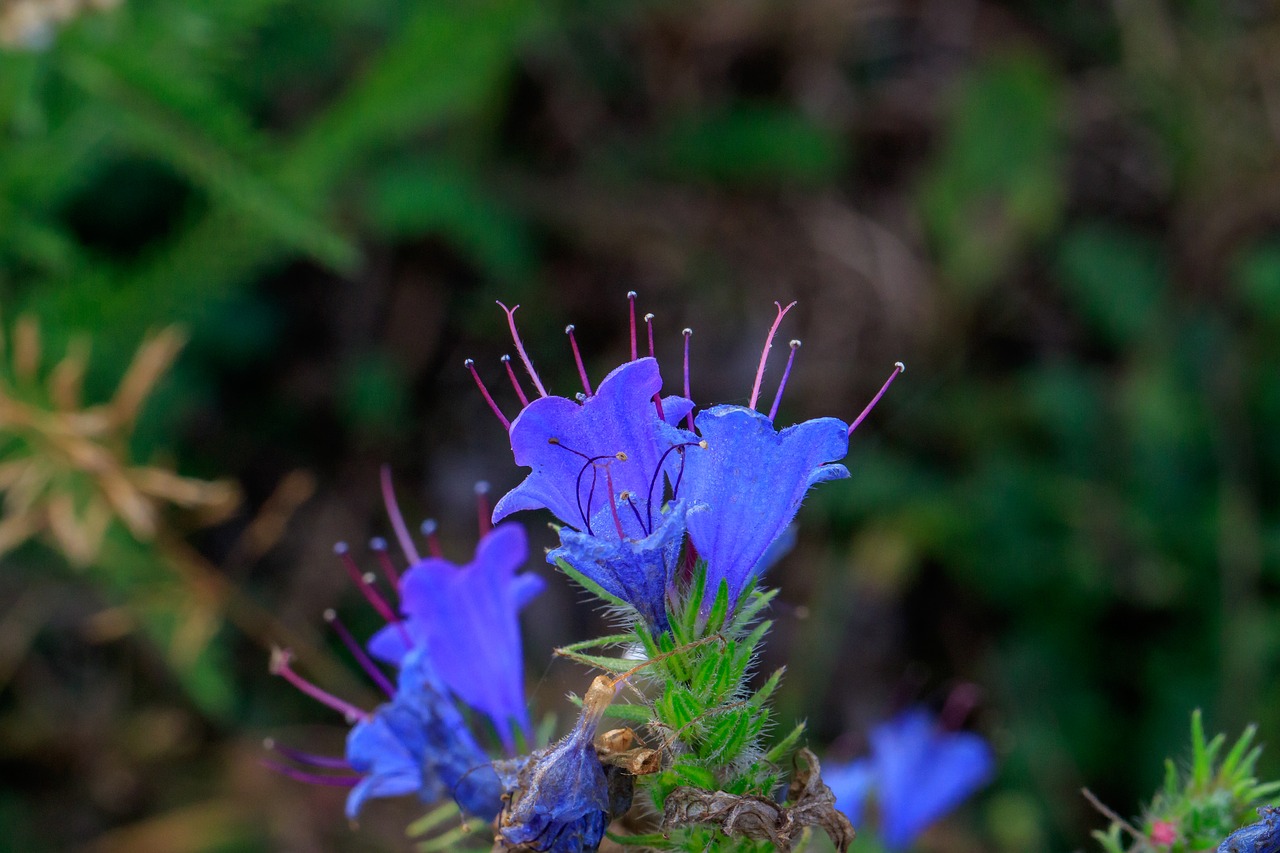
[825,709,994,851]
[1219,806,1280,853]
[493,357,694,631]
[345,647,503,821]
[475,297,902,626]
[370,523,543,752]
[495,676,620,852]
[678,405,848,611]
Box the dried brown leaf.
[661,748,854,852]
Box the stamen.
[646,440,704,527]
[651,393,665,421]
[622,491,647,535]
[848,361,905,435]
[379,466,420,565]
[500,354,530,407]
[748,301,797,410]
[644,313,656,358]
[565,325,594,396]
[496,301,548,397]
[465,358,510,430]
[420,518,443,558]
[475,481,492,536]
[324,609,395,697]
[270,648,369,722]
[603,468,626,540]
[264,738,353,770]
[369,538,401,597]
[682,328,695,430]
[262,760,359,787]
[627,291,638,361]
[333,543,401,627]
[766,340,801,422]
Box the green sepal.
[554,557,629,609]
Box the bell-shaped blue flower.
[679,405,849,610]
[494,357,692,533]
[345,647,503,821]
[495,676,619,852]
[825,708,994,850]
[369,523,543,752]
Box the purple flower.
[825,708,994,850]
[269,471,540,822]
[679,405,849,610]
[345,647,503,820]
[470,297,902,626]
[491,356,694,632]
[370,522,544,752]
[494,676,621,852]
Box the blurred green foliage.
[3,0,1280,851]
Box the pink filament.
[748,301,796,410]
[603,467,626,540]
[326,609,395,697]
[271,649,369,722]
[644,313,656,358]
[334,544,400,627]
[262,760,359,787]
[682,328,695,430]
[501,355,530,407]
[380,465,420,565]
[368,537,401,592]
[497,301,548,397]
[627,291,638,360]
[848,361,905,435]
[766,340,801,422]
[420,519,443,558]
[465,359,510,431]
[565,325,594,395]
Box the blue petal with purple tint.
[387,523,542,752]
[825,708,995,851]
[549,500,687,631]
[493,358,693,534]
[680,405,849,609]
[345,648,502,821]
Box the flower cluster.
[467,296,904,633]
[268,469,541,824]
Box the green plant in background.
[1091,711,1280,853]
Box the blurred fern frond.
[0,313,238,566]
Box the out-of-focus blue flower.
[345,648,503,821]
[495,676,618,852]
[494,357,693,631]
[1218,806,1280,853]
[370,523,543,752]
[678,405,848,610]
[825,708,994,851]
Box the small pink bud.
[1150,820,1178,846]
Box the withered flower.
[0,315,238,567]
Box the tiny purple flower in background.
[268,470,538,820]
[824,707,995,851]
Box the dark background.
[2,0,1280,850]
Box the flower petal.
[397,523,538,751]
[681,406,849,609]
[494,358,686,533]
